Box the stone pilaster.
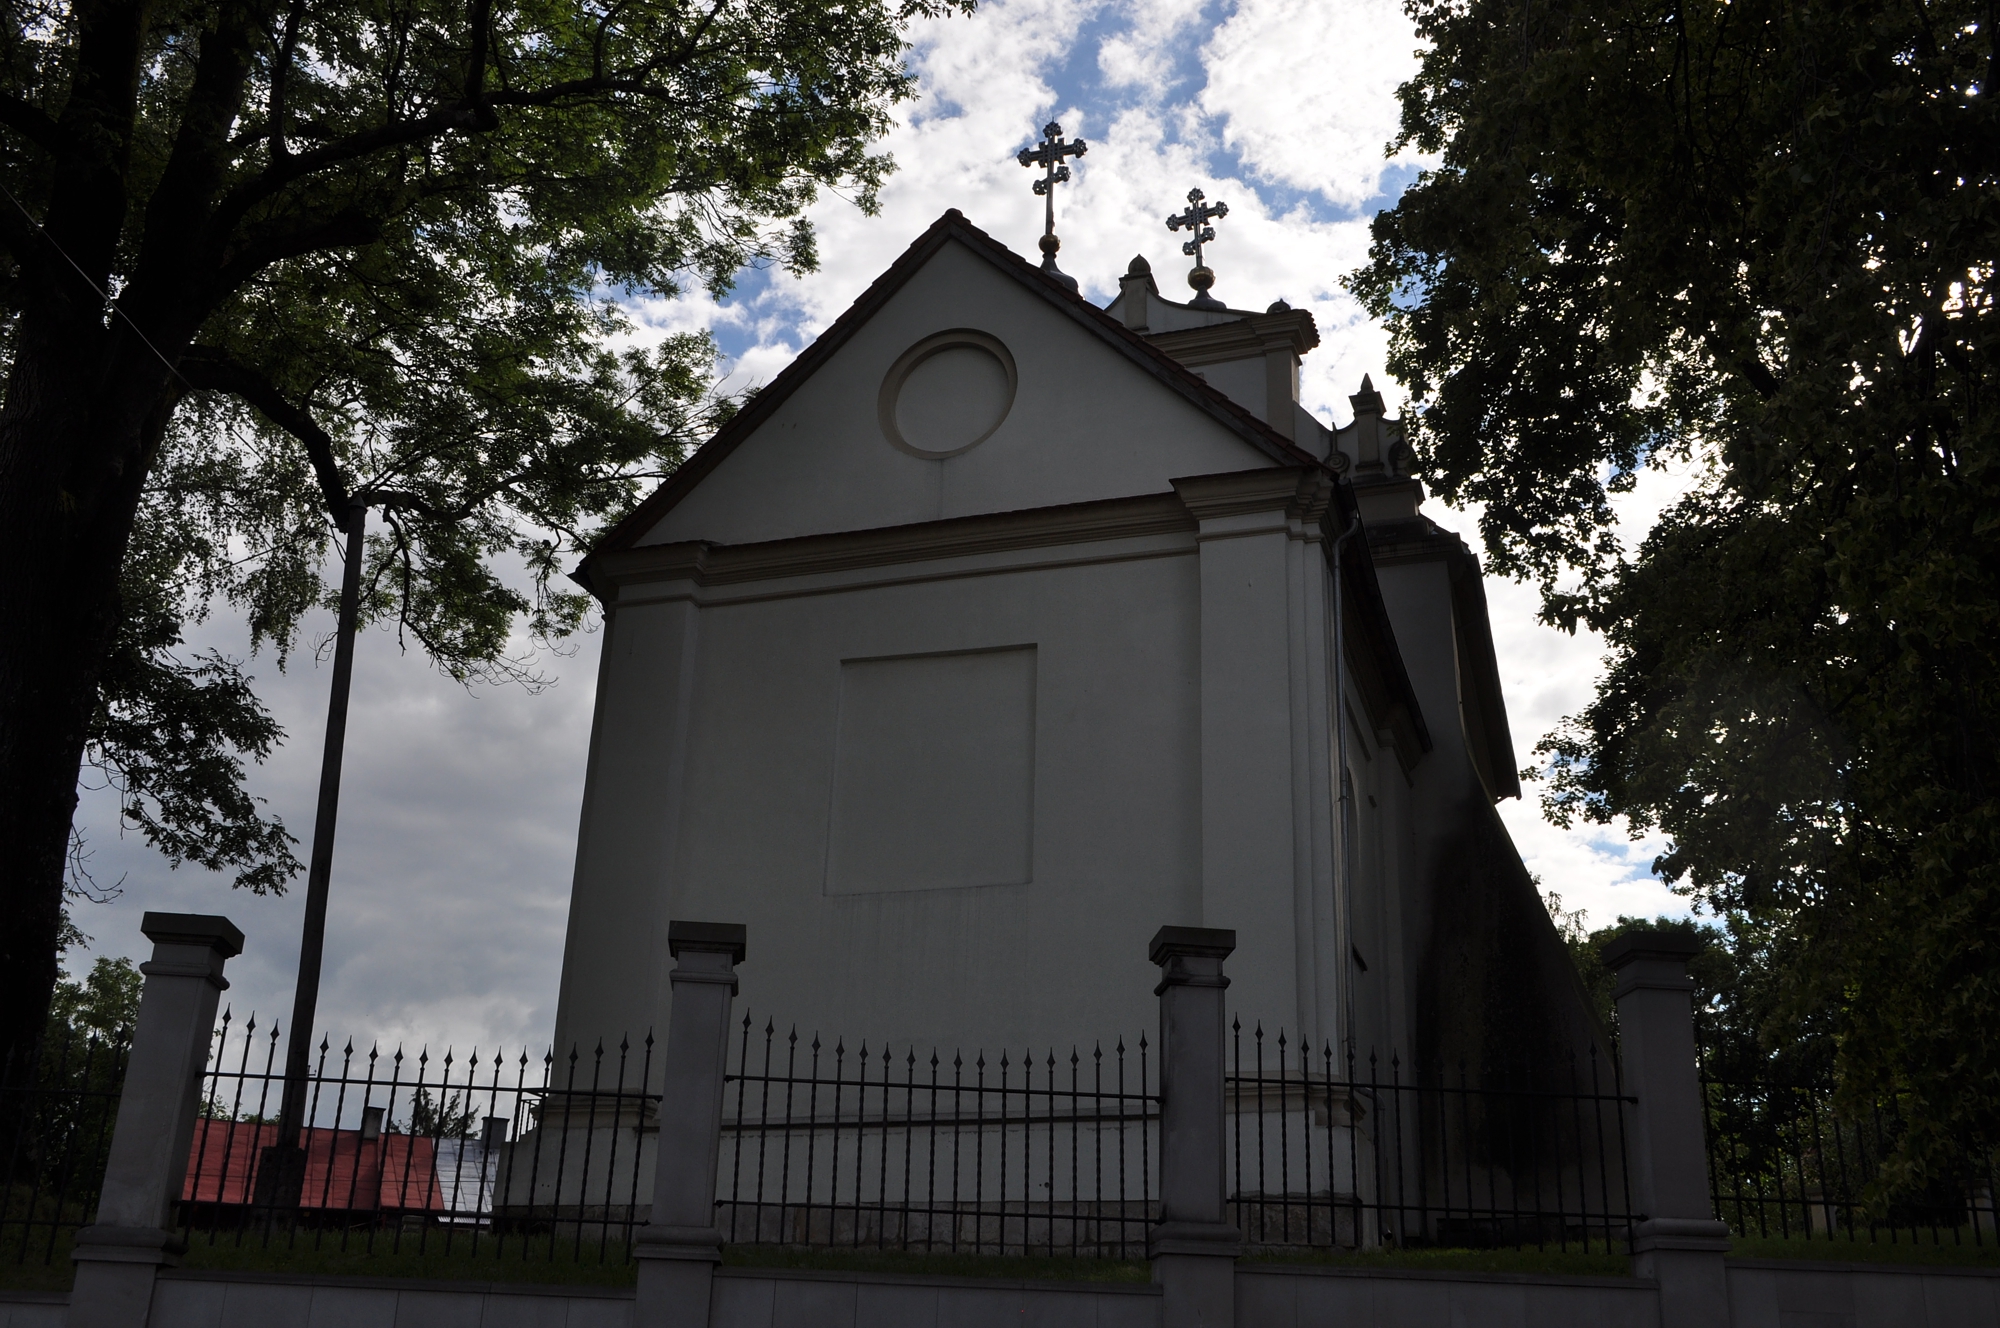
[1149,925,1242,1328]
[1604,928,1734,1328]
[634,921,745,1328]
[68,914,242,1328]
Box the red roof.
[183,1119,446,1211]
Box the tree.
[0,0,968,1084]
[404,1084,478,1139]
[44,956,141,1047]
[1353,0,2000,1178]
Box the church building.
[554,207,1599,1077]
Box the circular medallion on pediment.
[877,329,1018,459]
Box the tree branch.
[212,35,721,234]
[208,103,485,236]
[213,206,383,294]
[0,93,60,150]
[176,348,352,514]
[269,0,309,159]
[463,0,498,126]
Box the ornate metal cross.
[1018,121,1088,240]
[1017,121,1087,287]
[1166,187,1229,269]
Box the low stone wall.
[709,1267,1159,1328]
[154,1271,632,1327]
[1727,1258,2000,1327]
[1237,1263,1660,1328]
[0,1289,64,1328]
[6,1256,1999,1326]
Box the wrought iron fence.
[1227,1023,1639,1254]
[1,1028,130,1268]
[175,1009,659,1264]
[717,1014,1159,1259]
[1704,1075,1999,1246]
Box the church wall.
[1370,555,1468,1056]
[551,598,697,1060]
[1185,357,1267,424]
[1194,520,1308,1038]
[1338,701,1403,1067]
[1368,554,1608,1081]
[555,545,1212,1059]
[639,241,1274,550]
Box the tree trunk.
[0,288,177,1081]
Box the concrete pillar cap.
[139,913,244,958]
[667,920,746,963]
[1601,927,1703,971]
[1149,925,1236,966]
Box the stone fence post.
[1603,928,1734,1328]
[634,921,745,1328]
[1149,925,1241,1328]
[68,913,243,1328]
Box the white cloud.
[1097,0,1207,91]
[1200,0,1425,209]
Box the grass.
[719,1246,1151,1282]
[0,1225,82,1294]
[1728,1231,2000,1268]
[0,1228,647,1294]
[177,1231,644,1287]
[1242,1246,1634,1277]
[11,1227,2000,1295]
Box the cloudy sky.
[69,0,1693,1061]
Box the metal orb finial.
[1166,187,1230,309]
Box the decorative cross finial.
[1017,121,1087,291]
[1166,187,1230,309]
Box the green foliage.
[404,1085,479,1138]
[2,0,969,898]
[1357,0,2000,1176]
[83,549,298,894]
[43,958,141,1047]
[1545,904,1833,1087]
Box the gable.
[606,214,1315,554]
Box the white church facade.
[553,210,1599,1078]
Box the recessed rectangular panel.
[826,646,1036,895]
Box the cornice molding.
[1172,466,1333,526]
[1144,308,1321,367]
[590,492,1196,594]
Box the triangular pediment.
[590,212,1320,558]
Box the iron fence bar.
[997,1052,1010,1254]
[924,1051,940,1253]
[1096,1048,1112,1256]
[1066,1049,1077,1257]
[1049,1050,1060,1257]
[874,1044,891,1251]
[974,1052,988,1256]
[1144,1033,1153,1257]
[851,1043,868,1251]
[901,1047,916,1251]
[336,1043,375,1252]
[778,1030,799,1242]
[728,1015,750,1243]
[596,1040,628,1261]
[1116,1038,1130,1260]
[804,1037,824,1246]
[1567,1051,1592,1254]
